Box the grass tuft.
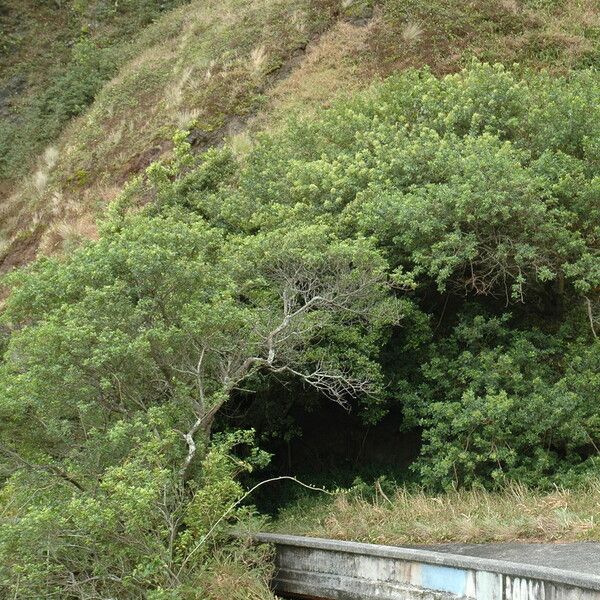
[401,21,424,45]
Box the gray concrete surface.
[420,543,600,576]
[254,533,600,599]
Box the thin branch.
[176,476,332,577]
[0,444,85,492]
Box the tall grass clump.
[274,479,600,544]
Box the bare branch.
[176,252,392,476]
[0,443,85,492]
[269,363,374,408]
[586,296,598,339]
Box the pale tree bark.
[177,255,398,479]
[586,296,598,339]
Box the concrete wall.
[254,534,600,600]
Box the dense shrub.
[412,313,600,488]
[0,425,274,598]
[232,64,599,487]
[103,64,600,490]
[172,62,599,486]
[236,64,599,302]
[0,198,397,595]
[1,63,599,595]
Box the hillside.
[0,2,599,599]
[1,0,599,271]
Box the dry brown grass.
[197,541,277,600]
[250,18,375,131]
[201,562,275,600]
[273,481,600,544]
[0,0,338,271]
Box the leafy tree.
[0,203,397,595]
[410,313,600,488]
[237,63,599,305]
[206,63,598,489]
[1,61,599,596]
[0,424,273,598]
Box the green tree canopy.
[1,62,599,596]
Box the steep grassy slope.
[0,0,187,182]
[0,0,337,268]
[0,0,599,272]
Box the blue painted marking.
[421,564,467,596]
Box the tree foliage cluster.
[221,63,600,487]
[0,63,599,596]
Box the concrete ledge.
[254,533,600,599]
